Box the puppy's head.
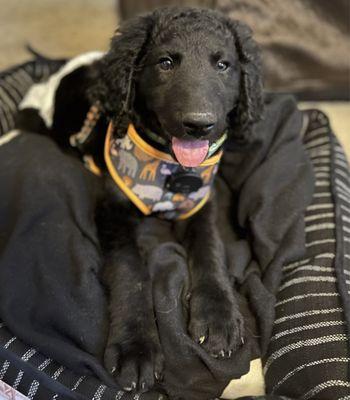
[90,7,263,167]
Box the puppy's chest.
[104,124,221,220]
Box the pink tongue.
[172,137,209,167]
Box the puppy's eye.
[216,60,230,72]
[158,57,174,71]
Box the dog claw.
[198,335,206,344]
[110,366,117,374]
[228,350,232,357]
[155,371,163,382]
[123,382,136,392]
[241,336,245,345]
[220,350,225,358]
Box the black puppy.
[16,6,263,393]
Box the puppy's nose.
[182,113,216,137]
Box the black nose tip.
[182,113,216,137]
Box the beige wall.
[0,0,117,69]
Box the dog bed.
[0,58,349,400]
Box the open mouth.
[172,137,209,168]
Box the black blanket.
[0,92,314,399]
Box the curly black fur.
[225,19,264,142]
[89,7,263,141]
[88,14,155,137]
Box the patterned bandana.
[104,123,223,220]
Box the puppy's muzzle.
[182,112,216,138]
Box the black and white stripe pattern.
[0,321,144,400]
[0,58,65,137]
[265,110,350,400]
[1,62,349,399]
[334,140,350,301]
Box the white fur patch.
[19,51,104,128]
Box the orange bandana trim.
[104,123,222,219]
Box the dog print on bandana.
[104,123,222,220]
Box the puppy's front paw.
[104,335,164,393]
[188,287,244,358]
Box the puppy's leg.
[96,182,163,393]
[184,200,244,358]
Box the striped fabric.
[265,110,350,400]
[0,58,65,136]
[0,61,349,399]
[0,322,143,399]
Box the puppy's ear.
[226,20,264,143]
[89,14,154,138]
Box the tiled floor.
[0,380,28,399]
